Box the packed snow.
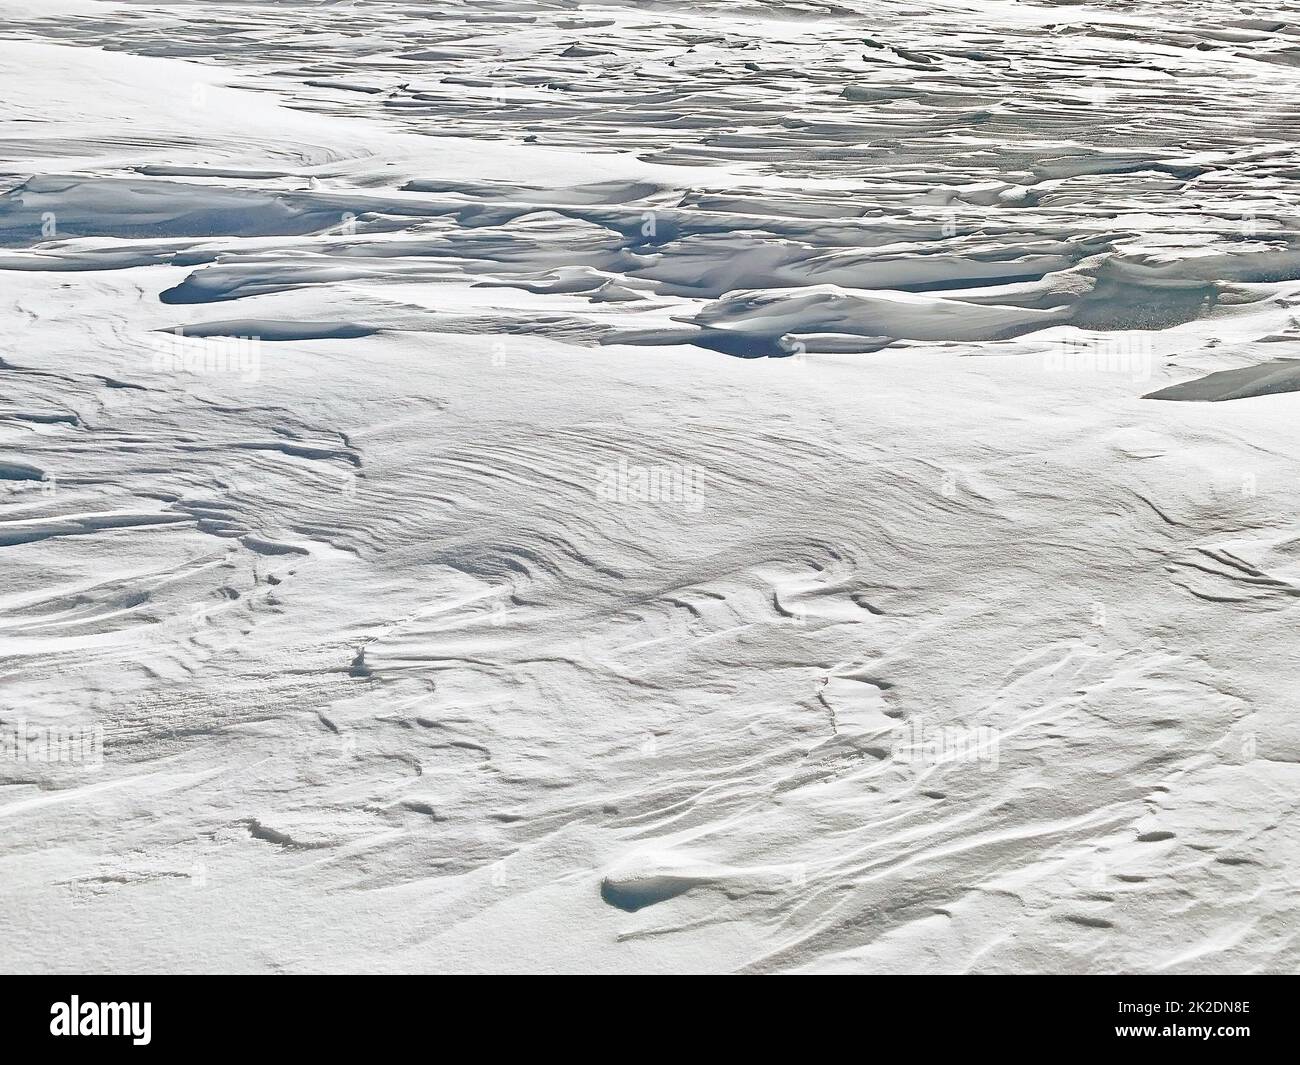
[2,0,1299,973]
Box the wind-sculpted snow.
[2,0,1299,974]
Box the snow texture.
[1,0,1298,974]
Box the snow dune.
[1,1,1298,974]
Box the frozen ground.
[1,0,1299,973]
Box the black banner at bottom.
[0,974,1288,1052]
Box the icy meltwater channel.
[1,0,1299,973]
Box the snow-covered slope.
[2,0,1298,974]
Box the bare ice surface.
[1,0,1299,973]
